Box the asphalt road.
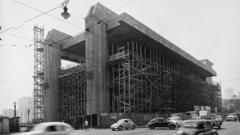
[218,121,240,135]
[74,128,177,135]
[74,122,240,135]
[9,122,240,135]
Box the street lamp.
[14,101,17,118]
[27,109,30,131]
[61,6,70,19]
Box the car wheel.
[118,125,123,130]
[149,125,155,129]
[131,125,136,129]
[169,124,176,129]
[112,128,115,131]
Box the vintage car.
[13,122,76,135]
[147,117,178,129]
[176,119,218,135]
[111,118,136,130]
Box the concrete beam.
[119,13,216,76]
[61,32,85,50]
[61,51,85,63]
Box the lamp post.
[14,101,17,118]
[27,109,30,130]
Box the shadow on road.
[216,127,226,131]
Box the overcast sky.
[0,0,240,112]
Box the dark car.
[147,117,177,129]
[176,119,218,135]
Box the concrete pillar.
[43,40,61,121]
[85,12,109,115]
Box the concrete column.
[85,14,109,115]
[43,41,61,121]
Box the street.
[218,122,240,135]
[74,128,177,135]
[71,122,240,135]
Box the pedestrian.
[85,119,89,131]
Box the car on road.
[111,118,136,131]
[168,116,183,126]
[225,114,238,121]
[202,114,223,129]
[176,119,218,135]
[147,117,178,129]
[13,122,76,135]
[210,115,223,129]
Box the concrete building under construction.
[33,3,221,128]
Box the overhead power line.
[0,7,59,33]
[1,0,137,48]
[13,0,83,30]
[3,32,33,42]
[0,0,70,33]
[220,78,240,84]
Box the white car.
[168,116,183,127]
[14,122,76,135]
[111,119,136,130]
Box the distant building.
[18,97,33,123]
[0,116,10,134]
[2,109,14,118]
[223,87,235,99]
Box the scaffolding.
[33,25,45,122]
[108,40,218,115]
[108,41,174,114]
[59,64,86,128]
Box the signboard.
[199,111,208,116]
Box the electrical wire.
[3,32,33,42]
[0,6,59,33]
[0,0,72,33]
[219,78,240,84]
[1,0,137,46]
[13,0,83,30]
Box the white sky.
[0,0,240,112]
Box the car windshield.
[117,119,129,123]
[182,122,198,128]
[150,118,162,123]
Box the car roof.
[151,117,165,120]
[183,119,210,123]
[36,122,72,127]
[118,118,131,121]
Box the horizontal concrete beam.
[61,51,85,63]
[61,32,85,50]
[119,13,216,76]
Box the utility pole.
[14,101,17,117]
[27,109,30,130]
